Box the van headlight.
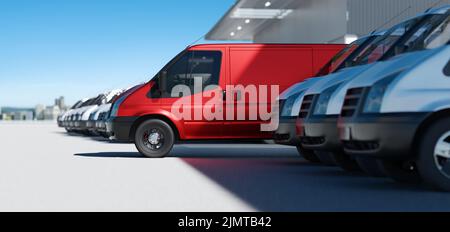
[281,92,302,117]
[313,85,340,115]
[363,71,402,113]
[110,95,126,118]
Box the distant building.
[43,105,61,121]
[12,111,34,121]
[0,107,34,121]
[35,104,45,120]
[0,96,66,121]
[55,96,66,111]
[1,114,12,121]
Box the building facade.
[207,0,450,43]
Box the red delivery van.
[106,43,344,158]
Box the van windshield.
[71,101,82,109]
[396,13,449,54]
[108,94,121,104]
[80,99,93,107]
[316,37,368,76]
[352,16,424,65]
[424,15,450,49]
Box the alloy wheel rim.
[143,128,165,151]
[433,131,450,178]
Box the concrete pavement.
[1,122,450,212]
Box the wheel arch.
[413,109,450,156]
[129,114,181,142]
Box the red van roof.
[188,43,345,49]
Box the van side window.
[155,51,222,98]
[402,15,446,53]
[353,17,420,65]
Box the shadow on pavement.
[175,146,450,212]
[74,144,450,211]
[75,152,145,158]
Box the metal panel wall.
[254,0,347,43]
[347,0,450,36]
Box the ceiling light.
[245,19,251,24]
[231,8,293,19]
[265,1,272,7]
[230,32,235,37]
[237,26,242,30]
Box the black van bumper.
[338,113,429,159]
[106,117,138,142]
[273,117,300,146]
[300,115,341,151]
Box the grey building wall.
[252,0,450,43]
[254,0,347,43]
[347,0,450,36]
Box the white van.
[61,98,88,131]
[297,7,450,172]
[338,14,450,191]
[273,33,384,163]
[86,89,124,134]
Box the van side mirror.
[159,71,167,93]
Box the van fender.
[130,110,185,141]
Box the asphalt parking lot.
[2,122,450,212]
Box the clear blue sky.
[0,0,236,107]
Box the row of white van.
[274,6,450,191]
[58,88,127,137]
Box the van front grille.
[98,112,107,121]
[342,140,380,151]
[299,94,317,118]
[341,88,365,117]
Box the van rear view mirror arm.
[159,71,167,93]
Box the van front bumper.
[75,121,89,130]
[86,120,96,130]
[106,117,137,142]
[300,115,341,151]
[95,121,107,132]
[273,117,300,145]
[338,113,429,159]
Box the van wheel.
[379,160,421,184]
[355,157,386,177]
[314,151,337,166]
[296,146,320,163]
[331,151,361,172]
[134,119,175,158]
[417,118,450,191]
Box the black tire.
[296,146,321,163]
[379,159,421,184]
[416,118,450,191]
[331,150,361,172]
[134,119,175,158]
[355,157,386,177]
[314,151,337,166]
[100,132,110,138]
